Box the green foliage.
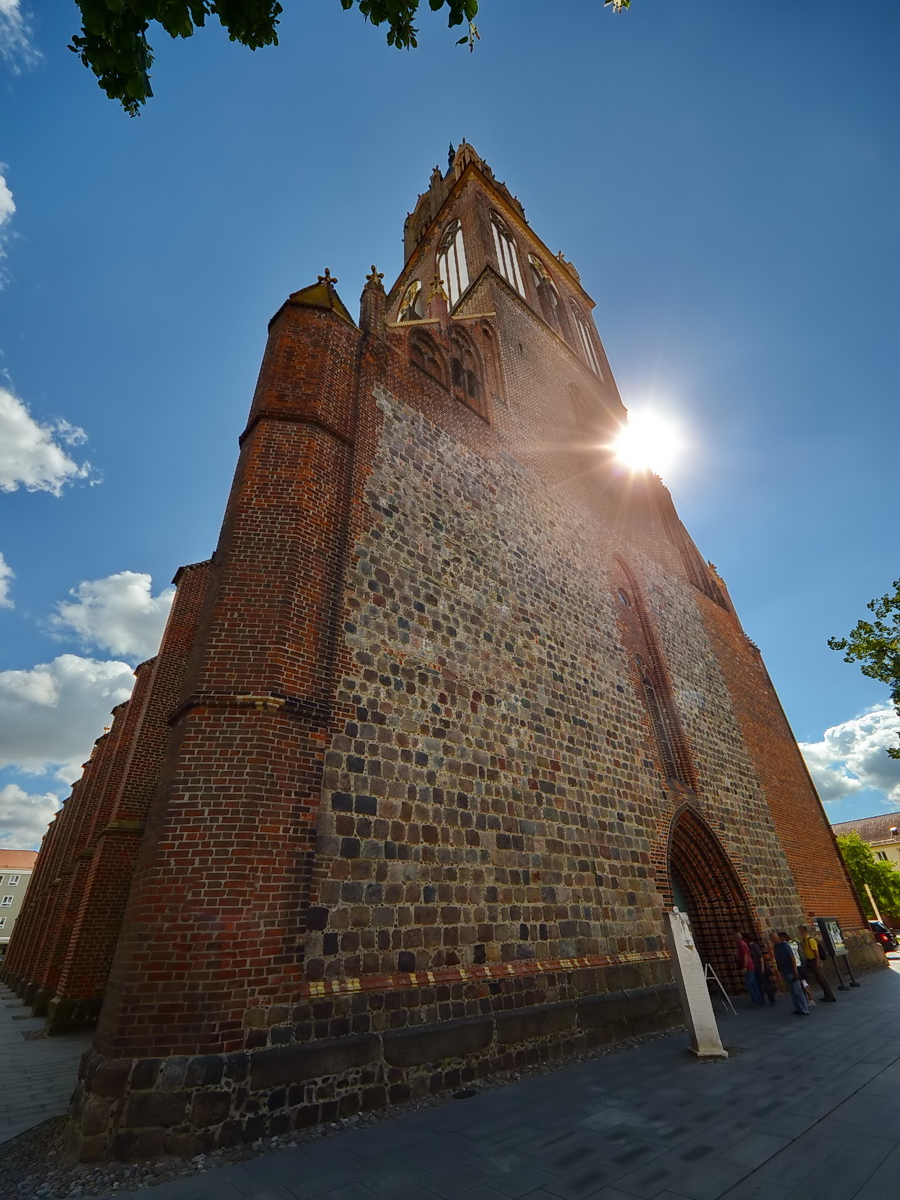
[829,579,900,760]
[835,831,900,919]
[71,1,632,116]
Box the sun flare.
[609,410,684,476]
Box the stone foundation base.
[46,994,103,1035]
[69,979,681,1161]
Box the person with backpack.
[747,933,777,1006]
[771,930,809,1015]
[797,923,836,1003]
[734,931,763,1005]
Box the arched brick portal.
[668,807,758,994]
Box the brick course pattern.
[5,143,879,1161]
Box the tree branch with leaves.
[70,0,632,116]
[835,831,900,919]
[829,579,900,760]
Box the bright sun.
[609,410,684,476]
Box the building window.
[437,220,469,309]
[614,558,696,792]
[409,328,448,388]
[877,851,888,861]
[449,330,485,418]
[491,214,525,297]
[1,897,12,908]
[7,875,19,886]
[528,255,562,332]
[571,306,602,376]
[398,279,424,322]
[0,917,6,928]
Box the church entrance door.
[668,808,758,994]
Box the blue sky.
[1,0,899,845]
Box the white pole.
[864,882,882,924]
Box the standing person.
[735,931,763,1005]
[771,931,809,1015]
[747,934,777,1006]
[797,924,837,1003]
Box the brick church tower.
[3,144,877,1159]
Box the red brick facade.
[2,144,877,1160]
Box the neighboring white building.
[0,850,38,958]
[832,811,900,868]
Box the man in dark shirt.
[771,930,809,1015]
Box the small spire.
[448,142,456,171]
[317,268,338,285]
[365,265,385,287]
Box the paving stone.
[609,1157,691,1199]
[714,1132,792,1170]
[412,1165,495,1197]
[665,1160,749,1200]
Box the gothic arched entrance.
[668,808,758,994]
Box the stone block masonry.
[6,143,876,1160]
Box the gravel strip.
[0,1027,683,1200]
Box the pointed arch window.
[614,562,696,792]
[571,306,603,376]
[398,279,424,322]
[491,214,525,297]
[635,654,680,783]
[528,255,563,333]
[409,329,448,388]
[437,220,469,309]
[449,330,486,419]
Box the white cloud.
[0,655,135,782]
[0,552,13,608]
[800,703,900,807]
[0,168,14,229]
[0,387,91,495]
[53,571,174,660]
[0,1,37,68]
[0,783,59,849]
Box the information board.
[816,916,848,957]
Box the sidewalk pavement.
[4,964,900,1200]
[102,957,900,1200]
[0,983,92,1146]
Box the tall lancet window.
[614,562,696,793]
[571,306,603,377]
[437,220,469,309]
[528,255,563,334]
[491,214,525,297]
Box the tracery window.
[528,255,562,332]
[409,329,448,387]
[491,214,525,296]
[398,279,424,322]
[615,561,695,791]
[635,654,680,783]
[571,306,603,376]
[437,220,469,309]
[449,330,485,418]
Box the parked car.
[869,920,899,951]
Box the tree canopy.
[70,1,632,116]
[835,830,900,919]
[829,578,900,760]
